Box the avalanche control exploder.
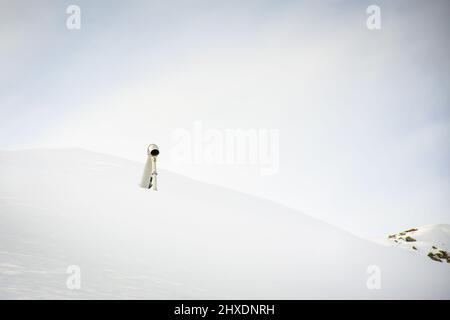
[140,144,159,190]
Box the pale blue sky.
[1,0,449,236]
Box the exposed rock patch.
[386,226,450,264]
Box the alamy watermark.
[66,5,81,30]
[171,121,279,175]
[66,265,81,290]
[366,5,381,30]
[366,265,381,290]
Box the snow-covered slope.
[377,225,450,263]
[0,149,449,299]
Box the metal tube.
[140,144,159,190]
[151,156,157,191]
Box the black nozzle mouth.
[150,149,159,156]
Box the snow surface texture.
[377,225,450,263]
[0,149,449,299]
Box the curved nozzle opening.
[147,144,159,156]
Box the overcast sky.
[1,0,449,237]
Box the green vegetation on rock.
[428,252,442,262]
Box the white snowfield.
[0,149,449,299]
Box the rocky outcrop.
[386,226,449,264]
